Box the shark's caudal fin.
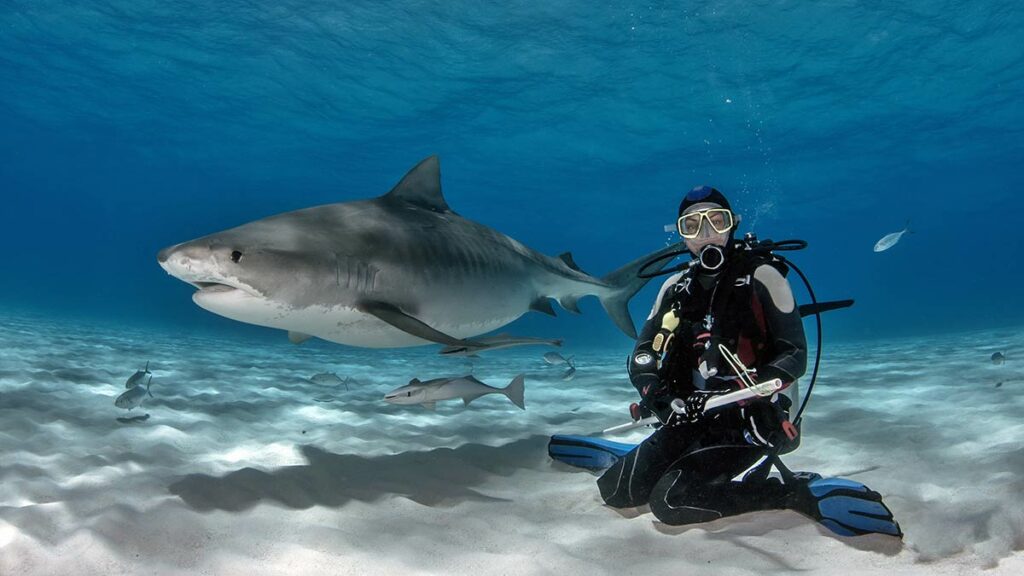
[598,243,684,339]
[503,374,526,410]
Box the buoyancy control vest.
[658,251,789,395]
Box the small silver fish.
[115,376,153,410]
[125,361,151,389]
[309,373,351,390]
[873,223,911,252]
[543,352,574,366]
[991,352,1005,365]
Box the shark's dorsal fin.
[383,156,450,213]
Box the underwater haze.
[1,2,1023,575]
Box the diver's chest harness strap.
[649,253,783,383]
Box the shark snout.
[156,244,176,265]
[157,242,220,285]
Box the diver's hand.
[664,389,729,426]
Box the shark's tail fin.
[147,375,153,398]
[503,374,526,410]
[144,361,150,374]
[598,243,684,338]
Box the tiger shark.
[157,156,675,348]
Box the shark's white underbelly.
[194,287,525,348]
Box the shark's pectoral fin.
[357,300,477,347]
[530,298,556,317]
[421,402,436,411]
[288,331,314,344]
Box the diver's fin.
[503,374,526,410]
[530,298,557,317]
[548,435,636,470]
[598,243,683,338]
[381,156,451,213]
[288,331,314,344]
[795,477,903,538]
[558,252,585,273]
[357,300,477,347]
[421,402,436,411]
[798,299,854,317]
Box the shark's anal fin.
[288,331,314,344]
[530,298,557,317]
[357,300,477,347]
[558,296,581,314]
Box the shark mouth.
[191,281,241,293]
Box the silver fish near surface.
[439,333,562,357]
[125,361,151,389]
[873,222,911,252]
[158,157,678,349]
[383,374,526,411]
[115,376,153,410]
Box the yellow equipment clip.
[652,309,680,352]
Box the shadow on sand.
[170,436,549,512]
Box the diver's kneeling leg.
[648,446,787,526]
[598,427,686,508]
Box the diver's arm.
[752,265,807,383]
[627,273,683,395]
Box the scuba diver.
[552,185,901,537]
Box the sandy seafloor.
[1,311,1021,576]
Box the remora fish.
[873,222,911,252]
[383,374,526,410]
[115,376,153,410]
[125,361,151,389]
[157,157,676,348]
[439,333,563,357]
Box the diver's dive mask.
[676,208,735,239]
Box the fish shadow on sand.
[170,436,549,512]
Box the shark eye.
[230,250,243,263]
[406,391,412,397]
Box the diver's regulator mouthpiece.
[698,244,726,271]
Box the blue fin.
[548,435,636,470]
[803,477,902,538]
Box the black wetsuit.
[597,251,808,525]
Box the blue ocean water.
[2,1,1022,346]
[3,4,1024,573]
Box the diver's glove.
[658,389,729,426]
